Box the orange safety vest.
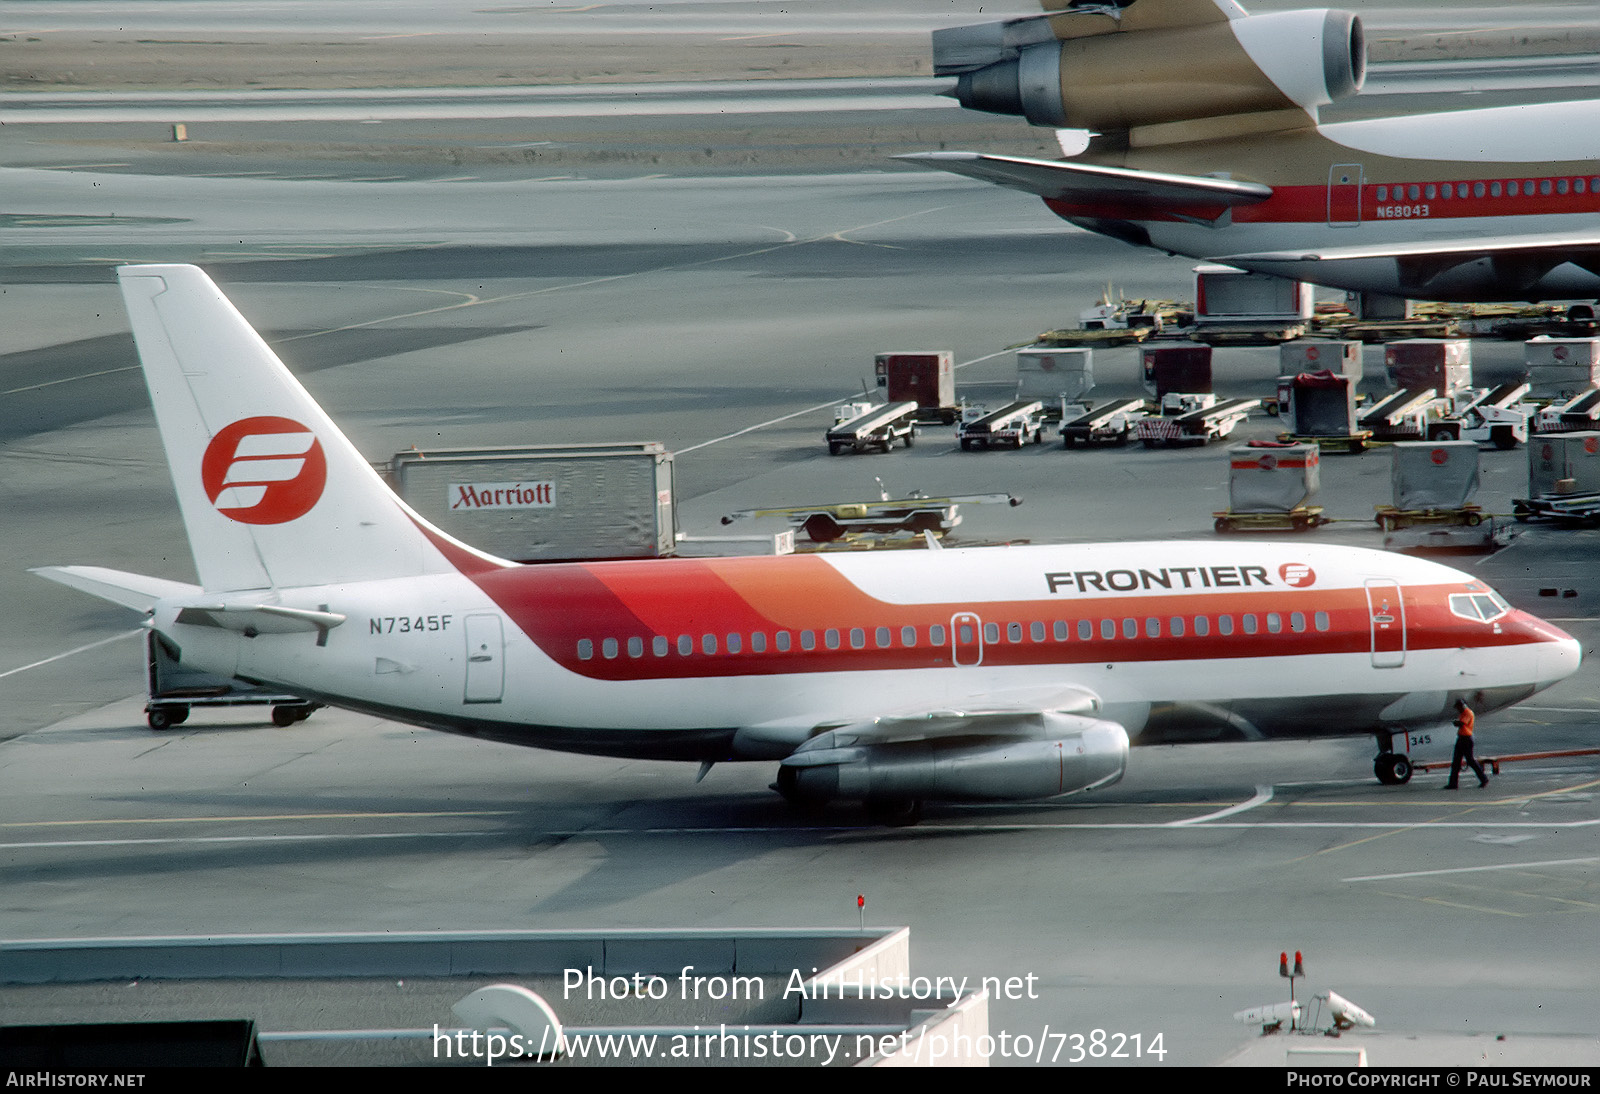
[1456,706,1475,737]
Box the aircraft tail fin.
[117,264,508,593]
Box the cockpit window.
[1450,592,1510,622]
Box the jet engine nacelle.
[940,8,1364,131]
[776,713,1128,805]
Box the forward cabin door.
[464,613,505,703]
[1328,163,1364,228]
[1365,579,1406,668]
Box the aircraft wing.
[1221,230,1600,266]
[898,151,1274,208]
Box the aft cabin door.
[1365,579,1406,668]
[1327,163,1364,227]
[464,613,505,703]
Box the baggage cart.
[958,400,1047,449]
[1060,398,1148,446]
[144,631,317,731]
[826,401,918,455]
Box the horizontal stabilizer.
[899,151,1273,207]
[30,565,200,613]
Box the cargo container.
[874,351,957,423]
[1391,441,1481,511]
[1227,444,1320,514]
[1525,336,1600,400]
[1384,338,1472,396]
[1016,346,1093,408]
[1275,340,1363,421]
[389,443,675,562]
[1141,344,1212,398]
[1192,265,1314,341]
[1528,432,1600,496]
[1291,371,1363,440]
[1280,340,1363,384]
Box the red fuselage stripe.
[459,557,1544,682]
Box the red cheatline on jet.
[201,416,327,525]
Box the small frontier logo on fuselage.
[201,416,327,524]
[1280,563,1316,587]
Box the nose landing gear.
[1373,731,1414,785]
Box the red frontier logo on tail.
[201,416,327,524]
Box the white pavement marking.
[1167,784,1274,826]
[0,629,143,681]
[1343,856,1600,883]
[675,349,1011,456]
[2,366,139,396]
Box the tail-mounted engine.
[934,2,1364,133]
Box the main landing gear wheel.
[1374,752,1413,785]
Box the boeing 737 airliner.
[34,266,1581,819]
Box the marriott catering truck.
[386,443,677,562]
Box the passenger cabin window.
[801,630,816,651]
[1193,616,1210,637]
[825,629,841,650]
[876,627,891,649]
[627,637,644,658]
[775,631,792,652]
[1031,621,1046,642]
[1054,620,1070,641]
[930,624,946,645]
[984,623,1000,644]
[751,632,767,653]
[726,633,742,654]
[1218,615,1234,636]
[1314,611,1330,632]
[1100,619,1116,640]
[602,638,618,659]
[1290,612,1306,633]
[702,634,717,655]
[1170,616,1185,637]
[577,639,594,660]
[678,635,693,656]
[653,636,669,657]
[901,626,917,647]
[1008,622,1023,643]
[849,628,865,650]
[1079,620,1093,641]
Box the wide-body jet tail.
[117,264,506,593]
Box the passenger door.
[1327,163,1364,227]
[1365,579,1406,668]
[951,611,984,667]
[464,613,505,703]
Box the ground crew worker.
[1445,698,1488,789]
